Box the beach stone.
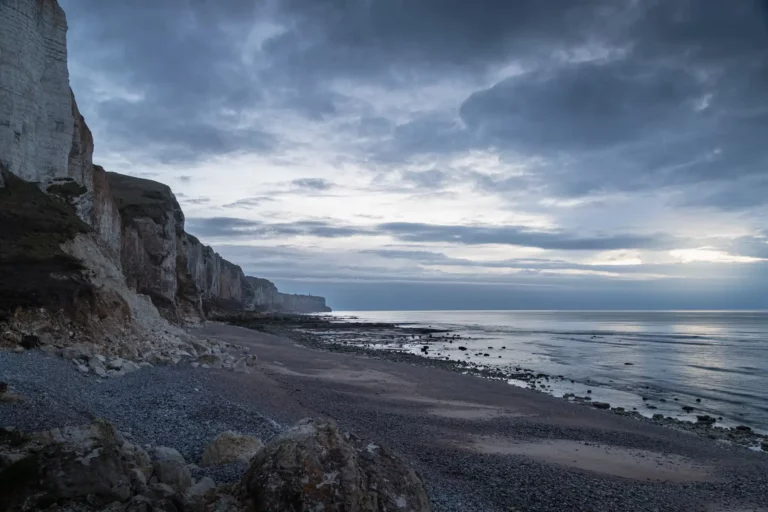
[198,354,223,368]
[145,482,176,500]
[153,459,193,492]
[122,360,142,373]
[233,358,250,373]
[153,446,186,464]
[107,358,125,370]
[88,357,107,377]
[186,476,216,500]
[242,418,431,512]
[592,402,610,410]
[201,431,264,466]
[735,425,752,433]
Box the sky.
[60,0,768,311]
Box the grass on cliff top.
[0,169,91,318]
[105,171,180,227]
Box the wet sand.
[194,322,768,511]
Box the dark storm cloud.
[267,0,624,77]
[62,0,277,163]
[61,0,768,210]
[460,60,704,153]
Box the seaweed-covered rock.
[242,418,431,512]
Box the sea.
[325,310,768,433]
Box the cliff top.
[105,171,183,228]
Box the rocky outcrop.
[1,419,430,512]
[0,419,152,511]
[242,418,431,512]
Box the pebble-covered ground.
[4,324,768,512]
[0,350,284,484]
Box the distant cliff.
[0,0,330,342]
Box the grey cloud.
[401,170,448,189]
[188,217,688,252]
[377,222,684,251]
[460,60,704,153]
[186,217,369,240]
[222,197,276,209]
[292,178,333,191]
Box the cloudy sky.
[61,0,768,310]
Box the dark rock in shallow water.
[242,418,431,512]
[592,402,610,410]
[696,415,716,425]
[682,406,695,413]
[735,425,752,433]
[653,414,665,420]
[458,346,467,351]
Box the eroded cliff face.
[106,172,203,323]
[246,277,280,309]
[184,235,248,306]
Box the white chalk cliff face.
[0,0,330,336]
[0,0,74,185]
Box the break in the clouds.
[60,0,768,309]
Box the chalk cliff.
[0,0,330,344]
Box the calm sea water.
[327,310,768,433]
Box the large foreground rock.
[242,418,431,512]
[201,431,264,466]
[0,419,150,511]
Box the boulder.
[107,358,126,370]
[0,419,149,511]
[186,476,216,500]
[89,357,107,377]
[201,432,264,467]
[153,459,193,492]
[122,360,142,373]
[197,354,222,369]
[153,446,186,464]
[242,418,431,512]
[233,358,250,374]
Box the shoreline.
[219,312,768,452]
